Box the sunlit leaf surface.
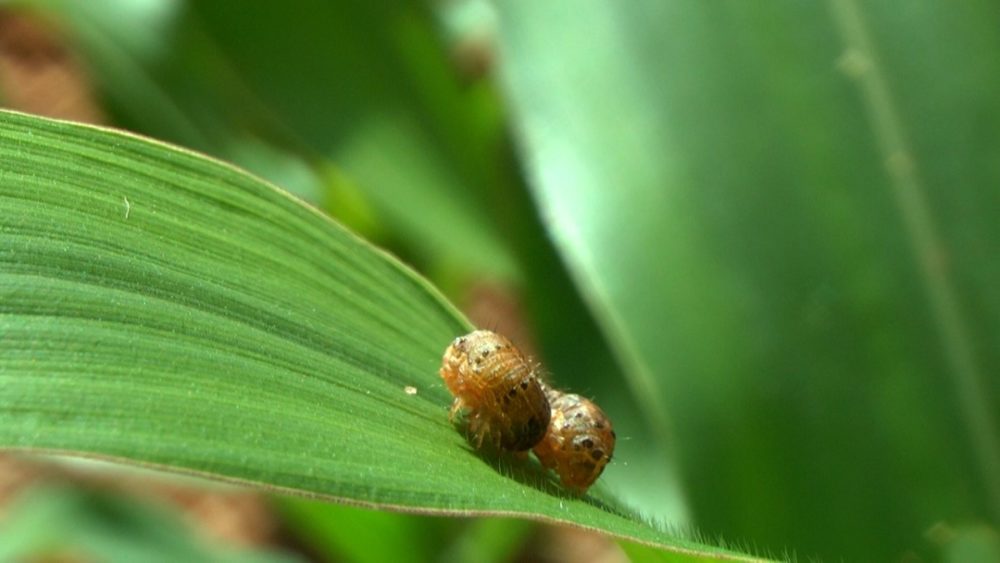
[0,111,764,562]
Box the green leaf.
[495,0,1000,560]
[26,7,655,527]
[0,111,763,562]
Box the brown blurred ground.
[0,10,104,123]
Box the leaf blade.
[0,110,762,562]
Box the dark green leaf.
[495,0,1000,560]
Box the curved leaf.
[0,111,762,562]
[30,0,692,527]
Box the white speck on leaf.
[123,196,131,220]
[404,385,418,396]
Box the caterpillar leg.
[448,398,464,423]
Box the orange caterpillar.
[533,385,616,494]
[440,330,550,452]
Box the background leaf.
[0,110,761,561]
[0,485,300,563]
[494,0,1000,560]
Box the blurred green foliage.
[495,2,1000,561]
[0,485,301,562]
[5,0,999,561]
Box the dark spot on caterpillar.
[591,449,604,460]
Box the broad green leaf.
[0,111,764,562]
[30,0,691,528]
[495,0,1000,560]
[22,0,688,553]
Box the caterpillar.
[533,385,615,494]
[440,330,550,452]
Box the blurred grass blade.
[0,111,763,562]
[187,0,519,278]
[278,500,452,563]
[495,1,1000,560]
[0,486,300,563]
[828,0,1000,521]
